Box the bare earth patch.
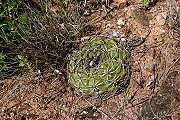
[0,0,179,120]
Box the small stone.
[121,38,126,41]
[144,62,155,72]
[54,69,62,75]
[117,18,125,26]
[1,107,6,112]
[152,27,165,35]
[10,112,15,117]
[112,31,118,37]
[156,14,166,26]
[107,30,125,38]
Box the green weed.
[0,0,34,77]
[142,0,150,9]
[37,103,45,110]
[17,55,28,67]
[0,0,17,44]
[0,53,8,72]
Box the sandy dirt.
[0,0,179,120]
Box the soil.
[0,0,179,120]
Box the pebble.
[107,30,125,38]
[1,107,6,112]
[144,62,155,72]
[10,112,15,117]
[156,14,166,26]
[121,38,126,41]
[152,27,165,35]
[117,18,125,26]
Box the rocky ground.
[0,0,179,120]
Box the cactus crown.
[68,37,129,95]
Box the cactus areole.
[68,37,129,95]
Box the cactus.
[68,37,129,95]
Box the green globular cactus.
[68,37,129,95]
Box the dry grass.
[0,0,179,120]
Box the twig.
[158,57,179,82]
